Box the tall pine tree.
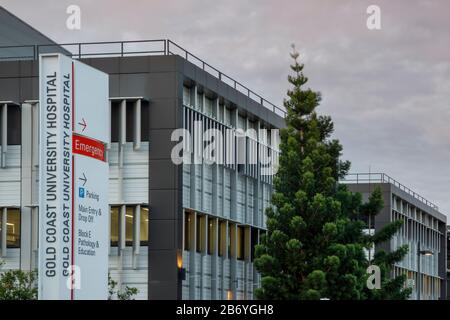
[254,46,411,300]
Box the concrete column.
[1,103,7,168]
[132,204,141,269]
[1,208,7,257]
[119,205,126,252]
[223,220,229,299]
[230,108,238,220]
[108,205,112,255]
[200,214,208,299]
[20,103,33,270]
[119,99,127,146]
[190,87,199,210]
[211,217,219,299]
[31,207,39,269]
[230,222,237,300]
[118,100,126,204]
[118,205,126,290]
[212,119,219,216]
[147,67,184,299]
[133,99,141,151]
[107,100,112,150]
[254,120,261,227]
[244,227,251,299]
[189,212,197,299]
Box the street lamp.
[417,241,434,300]
[177,249,186,281]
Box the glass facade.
[0,208,21,248]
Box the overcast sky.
[2,0,449,217]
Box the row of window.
[0,102,150,146]
[110,100,149,142]
[392,195,441,230]
[392,209,441,251]
[0,206,149,249]
[183,211,262,261]
[110,206,149,246]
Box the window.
[110,100,149,143]
[237,226,245,260]
[224,107,231,126]
[110,206,148,247]
[0,106,21,145]
[228,223,234,258]
[141,103,149,142]
[110,207,119,246]
[183,86,191,106]
[125,206,134,246]
[251,228,258,262]
[140,207,149,246]
[196,92,203,110]
[208,219,215,255]
[110,102,120,143]
[184,212,192,251]
[218,220,226,257]
[126,101,135,142]
[204,97,213,116]
[0,208,21,248]
[196,215,206,253]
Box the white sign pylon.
[38,53,109,300]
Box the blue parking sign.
[79,187,85,198]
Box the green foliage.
[0,262,38,300]
[254,47,410,300]
[108,274,139,300]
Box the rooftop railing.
[0,39,286,117]
[342,173,439,211]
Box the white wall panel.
[108,142,149,204]
[108,247,148,300]
[0,248,20,270]
[0,145,20,206]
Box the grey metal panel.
[150,189,177,220]
[148,55,178,73]
[147,72,178,99]
[119,56,150,74]
[147,62,183,299]
[148,129,176,159]
[148,99,177,129]
[85,57,120,74]
[149,159,177,190]
[0,61,20,77]
[119,73,149,97]
[108,74,120,97]
[149,220,176,250]
[19,78,33,100]
[0,78,20,101]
